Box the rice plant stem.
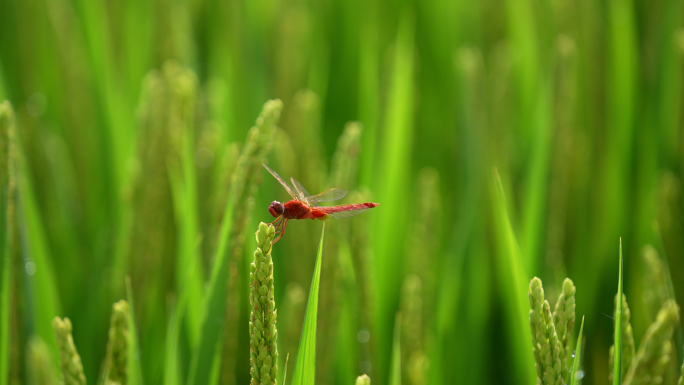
[613,239,623,385]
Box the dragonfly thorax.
[268,201,285,217]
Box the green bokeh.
[1,0,684,384]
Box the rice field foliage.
[3,0,684,384]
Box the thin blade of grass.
[613,239,624,385]
[126,277,144,385]
[570,316,585,385]
[167,130,203,351]
[163,298,180,385]
[283,353,290,385]
[490,168,537,385]
[15,117,61,378]
[0,241,7,385]
[373,12,415,379]
[389,313,401,385]
[0,101,11,385]
[177,112,203,349]
[291,223,326,385]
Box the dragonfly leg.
[271,216,284,232]
[272,218,288,245]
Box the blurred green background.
[2,0,684,384]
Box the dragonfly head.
[268,201,284,217]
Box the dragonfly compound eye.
[269,201,284,217]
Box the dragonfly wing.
[290,177,310,201]
[325,208,371,219]
[305,188,348,206]
[263,164,299,200]
[317,203,377,218]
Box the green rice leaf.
[373,13,415,376]
[14,104,61,377]
[0,242,7,385]
[570,316,585,385]
[0,101,11,385]
[126,277,144,385]
[389,313,401,385]
[490,169,537,385]
[282,353,290,385]
[291,223,325,385]
[168,107,204,350]
[164,298,180,385]
[613,239,623,385]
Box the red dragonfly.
[263,164,379,244]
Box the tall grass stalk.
[222,98,282,383]
[188,99,282,385]
[609,294,635,383]
[14,102,62,377]
[389,313,402,385]
[0,101,13,385]
[164,297,180,385]
[164,63,203,352]
[318,121,363,385]
[613,239,624,385]
[491,169,536,385]
[374,13,415,380]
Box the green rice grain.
[249,223,278,385]
[52,317,86,385]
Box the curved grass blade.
[126,277,144,385]
[0,243,7,385]
[570,316,585,385]
[490,169,537,385]
[14,107,61,378]
[0,101,11,385]
[291,223,326,385]
[282,353,290,385]
[613,239,623,385]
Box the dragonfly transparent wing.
[305,188,348,206]
[290,177,310,201]
[263,164,299,200]
[318,204,371,219]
